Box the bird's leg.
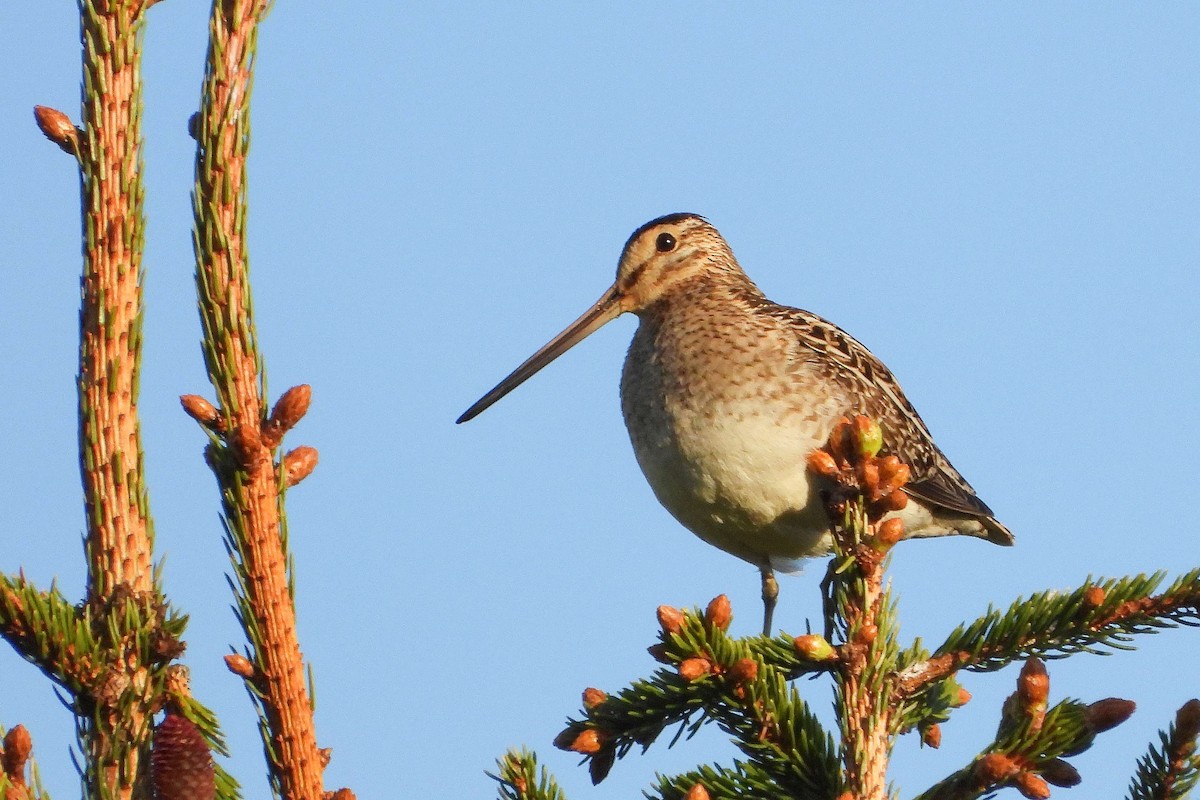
[760,567,778,636]
[820,560,837,642]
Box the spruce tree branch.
[652,761,791,800]
[1126,699,1200,800]
[912,700,1098,800]
[559,666,713,760]
[810,416,909,800]
[889,672,968,738]
[70,2,173,796]
[516,413,1197,799]
[914,763,1005,800]
[0,574,100,692]
[914,659,1133,800]
[714,669,840,798]
[27,5,241,798]
[830,544,894,800]
[895,569,1200,698]
[757,632,840,680]
[76,0,155,604]
[190,2,331,798]
[490,749,568,800]
[555,604,837,791]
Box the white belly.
[619,318,844,571]
[631,397,835,570]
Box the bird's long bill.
[456,284,625,423]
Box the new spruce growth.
[492,416,1200,800]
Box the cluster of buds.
[977,660,1135,799]
[556,688,624,784]
[656,595,733,638]
[676,653,759,701]
[653,596,751,694]
[182,386,320,485]
[651,595,733,664]
[647,598,760,711]
[806,416,911,555]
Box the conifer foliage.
[4,2,352,798]
[492,417,1200,800]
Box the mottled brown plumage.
[460,213,1012,632]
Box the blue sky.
[2,4,1198,799]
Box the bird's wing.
[772,303,997,521]
[905,469,995,517]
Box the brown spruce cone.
[151,713,215,800]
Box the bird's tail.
[982,516,1015,546]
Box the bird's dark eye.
[655,232,677,252]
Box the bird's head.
[457,213,737,423]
